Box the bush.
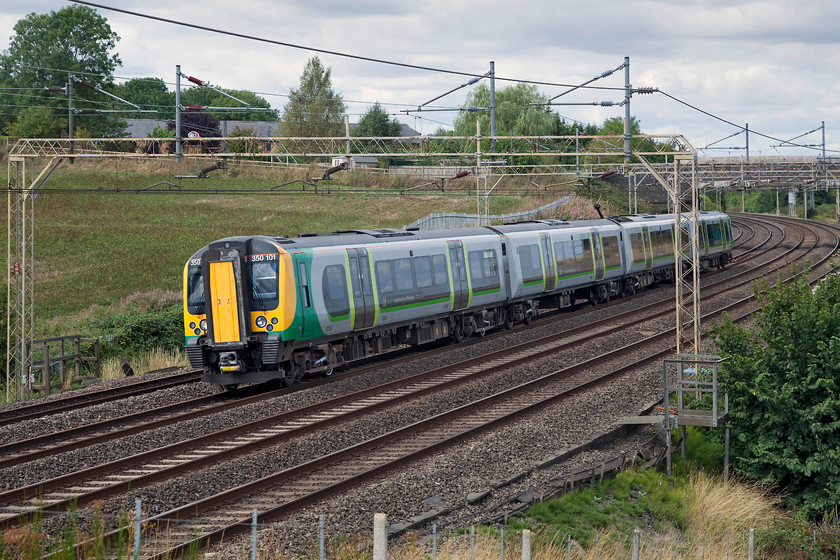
[88,303,184,361]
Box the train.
[183,211,733,388]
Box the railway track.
[0,217,780,507]
[2,214,834,558]
[108,216,840,558]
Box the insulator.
[187,75,204,86]
[186,105,206,111]
[636,87,657,94]
[78,79,98,90]
[78,109,98,114]
[45,86,65,92]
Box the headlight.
[271,317,278,325]
[194,328,201,336]
[255,316,268,328]
[200,319,207,331]
[189,322,196,329]
[266,324,274,332]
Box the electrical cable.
[658,90,840,155]
[67,0,626,93]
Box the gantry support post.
[6,156,63,401]
[637,153,700,355]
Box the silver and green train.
[183,211,732,388]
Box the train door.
[590,230,605,281]
[540,233,556,291]
[642,227,653,269]
[447,240,469,310]
[208,259,243,344]
[347,248,375,329]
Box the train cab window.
[602,236,622,269]
[414,256,433,288]
[432,254,448,286]
[395,258,414,291]
[375,261,394,294]
[187,267,205,315]
[519,244,543,285]
[322,264,350,318]
[251,260,279,311]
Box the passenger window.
[395,258,414,291]
[322,265,350,318]
[376,260,394,294]
[519,244,543,284]
[414,256,433,288]
[432,254,448,286]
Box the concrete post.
[373,513,387,560]
[632,528,641,560]
[521,529,531,560]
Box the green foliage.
[0,5,124,137]
[712,266,840,518]
[508,468,688,545]
[147,124,174,138]
[353,102,401,137]
[110,77,174,118]
[87,304,184,360]
[453,82,557,137]
[279,56,346,136]
[4,106,66,138]
[180,87,278,121]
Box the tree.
[453,83,557,137]
[109,78,174,118]
[712,267,840,519]
[0,5,123,137]
[167,111,222,138]
[278,56,346,136]
[4,106,66,138]
[181,88,278,122]
[353,103,402,137]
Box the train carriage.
[184,211,732,388]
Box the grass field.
[4,159,574,336]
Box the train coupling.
[219,351,243,373]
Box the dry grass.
[384,470,791,560]
[97,347,188,383]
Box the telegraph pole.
[175,65,182,161]
[624,56,631,165]
[490,61,496,154]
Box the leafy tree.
[353,103,402,137]
[4,106,66,138]
[109,78,174,117]
[453,83,557,137]
[182,88,278,122]
[0,5,123,137]
[278,56,346,136]
[712,267,840,518]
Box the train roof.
[193,211,730,255]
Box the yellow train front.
[183,236,300,389]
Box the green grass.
[2,160,548,333]
[507,468,689,547]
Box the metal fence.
[404,195,574,230]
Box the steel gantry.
[15,131,834,398]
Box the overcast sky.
[2,0,839,157]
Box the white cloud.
[0,0,837,153]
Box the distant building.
[122,119,420,139]
[331,155,379,169]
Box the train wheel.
[451,323,464,343]
[322,367,334,378]
[280,366,296,388]
[224,384,239,392]
[504,311,515,330]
